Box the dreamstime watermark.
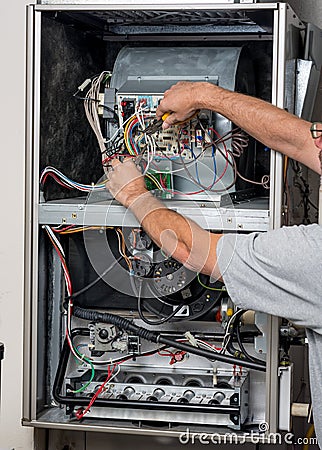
[178,424,318,446]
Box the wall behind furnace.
[259,0,322,29]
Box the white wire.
[43,226,84,362]
[220,309,241,354]
[196,340,220,354]
[106,364,121,387]
[84,72,107,155]
[115,229,124,260]
[143,134,156,175]
[105,106,149,146]
[43,225,66,258]
[67,300,84,362]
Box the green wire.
[160,249,169,259]
[103,73,112,83]
[197,273,226,292]
[70,348,95,394]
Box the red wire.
[47,234,72,295]
[102,154,136,165]
[128,118,140,155]
[52,225,76,233]
[76,364,117,420]
[41,172,72,189]
[208,127,229,185]
[158,349,175,357]
[169,127,230,193]
[159,175,167,189]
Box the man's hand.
[156,81,210,130]
[105,158,148,207]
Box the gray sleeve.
[216,224,322,334]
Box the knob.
[98,328,109,340]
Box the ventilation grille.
[90,10,257,26]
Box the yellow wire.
[124,116,136,155]
[116,228,132,270]
[145,173,163,190]
[303,424,315,450]
[197,273,226,292]
[60,226,133,271]
[58,226,113,235]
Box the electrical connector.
[184,331,198,347]
[77,78,92,92]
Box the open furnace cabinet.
[23,0,316,444]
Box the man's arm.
[106,159,223,280]
[156,82,321,174]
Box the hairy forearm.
[105,159,222,279]
[197,84,320,173]
[127,191,222,278]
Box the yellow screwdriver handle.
[161,112,171,121]
[161,110,199,126]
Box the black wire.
[224,310,265,365]
[71,332,168,366]
[158,335,266,371]
[178,146,237,193]
[178,119,238,193]
[71,307,266,371]
[222,309,245,355]
[235,324,264,365]
[66,255,123,300]
[138,296,187,326]
[136,279,187,325]
[73,92,119,125]
[295,381,307,402]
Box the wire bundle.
[43,225,133,370]
[42,71,270,196]
[40,166,106,192]
[75,364,120,420]
[43,225,85,371]
[183,123,270,192]
[220,309,265,366]
[84,71,112,158]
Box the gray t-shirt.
[217,224,322,447]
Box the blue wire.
[188,146,201,184]
[46,167,105,191]
[210,145,217,188]
[129,122,141,155]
